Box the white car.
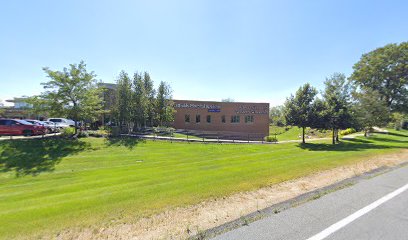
[47,118,76,129]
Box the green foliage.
[115,71,133,133]
[133,72,149,130]
[33,61,104,134]
[143,72,156,127]
[320,73,354,144]
[77,131,89,138]
[350,42,408,113]
[352,89,390,136]
[284,83,318,143]
[323,73,353,127]
[339,128,356,136]
[113,72,175,132]
[269,105,286,126]
[155,81,175,126]
[61,127,75,137]
[389,112,407,130]
[264,135,278,142]
[308,98,329,130]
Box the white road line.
[306,182,408,240]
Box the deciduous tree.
[284,83,318,143]
[352,89,390,137]
[143,72,156,127]
[115,71,133,133]
[350,42,408,113]
[155,81,175,126]
[133,72,148,129]
[322,73,353,144]
[269,105,286,126]
[39,61,103,134]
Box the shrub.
[61,127,75,137]
[98,126,107,131]
[339,128,356,136]
[77,131,89,138]
[265,136,278,142]
[153,126,175,136]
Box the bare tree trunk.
[302,127,305,144]
[74,120,78,135]
[335,129,339,142]
[332,127,335,145]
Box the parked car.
[42,121,59,133]
[0,119,46,136]
[24,119,57,133]
[47,118,75,129]
[24,119,49,134]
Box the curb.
[189,160,408,240]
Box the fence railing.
[122,128,269,143]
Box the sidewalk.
[0,133,61,141]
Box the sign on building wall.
[235,105,268,115]
[174,103,221,110]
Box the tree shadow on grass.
[368,136,408,144]
[104,136,145,150]
[343,138,374,144]
[379,131,408,138]
[0,138,91,177]
[297,139,406,152]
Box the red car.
[0,119,46,136]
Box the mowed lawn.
[269,125,331,140]
[0,130,407,239]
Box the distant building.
[173,100,269,140]
[6,97,32,109]
[1,97,39,119]
[94,83,270,139]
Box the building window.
[231,115,240,123]
[196,114,201,123]
[245,115,254,123]
[221,115,226,123]
[206,115,211,123]
[185,114,190,123]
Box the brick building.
[173,100,269,140]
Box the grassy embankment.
[0,129,407,239]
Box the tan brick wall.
[173,100,269,139]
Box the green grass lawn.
[0,130,407,239]
[269,125,331,141]
[172,132,204,140]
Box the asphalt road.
[213,164,408,240]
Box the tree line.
[112,70,175,133]
[271,42,408,144]
[27,62,175,135]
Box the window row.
[184,114,254,124]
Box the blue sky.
[1,0,407,106]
